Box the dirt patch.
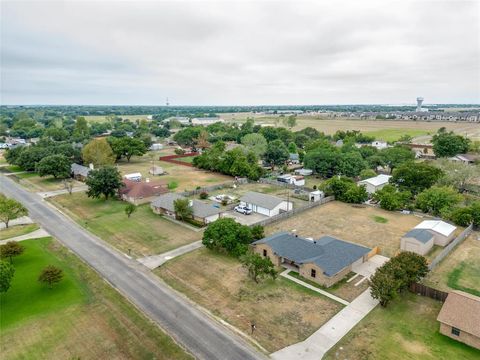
[266,201,424,257]
[394,333,429,355]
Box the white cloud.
[1,0,478,105]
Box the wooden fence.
[159,152,199,167]
[250,196,334,227]
[410,283,449,302]
[428,223,474,271]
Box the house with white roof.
[357,174,392,194]
[414,220,457,246]
[371,140,388,150]
[191,117,225,126]
[240,191,292,217]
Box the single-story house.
[295,168,313,176]
[414,220,457,246]
[151,193,222,225]
[191,117,225,126]
[357,174,392,194]
[277,174,305,186]
[149,165,165,176]
[252,232,372,288]
[149,143,163,151]
[289,153,300,164]
[239,191,293,217]
[124,172,142,182]
[71,163,91,181]
[119,179,168,205]
[371,140,388,150]
[309,190,325,202]
[437,290,480,350]
[400,228,435,255]
[449,153,480,165]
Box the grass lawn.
[175,156,197,164]
[266,201,424,257]
[363,129,431,142]
[288,271,368,302]
[11,172,83,192]
[324,293,480,360]
[155,248,343,352]
[423,233,480,296]
[0,223,39,240]
[49,192,202,257]
[84,114,152,123]
[0,237,191,360]
[116,153,233,192]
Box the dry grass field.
[423,232,480,296]
[117,152,233,192]
[49,193,202,257]
[265,201,426,257]
[10,173,84,192]
[155,248,343,352]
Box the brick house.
[119,179,168,205]
[252,232,372,288]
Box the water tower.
[416,97,424,112]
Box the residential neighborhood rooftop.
[240,191,286,210]
[414,220,457,237]
[253,232,371,276]
[437,290,480,338]
[119,179,168,199]
[359,174,392,187]
[151,192,221,218]
[71,163,91,177]
[403,228,435,244]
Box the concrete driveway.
[352,254,389,278]
[222,210,268,226]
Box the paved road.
[1,175,263,360]
[138,240,203,269]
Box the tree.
[174,198,193,221]
[287,142,298,154]
[109,137,148,162]
[241,133,267,157]
[380,146,415,171]
[85,167,123,200]
[240,252,277,283]
[0,241,25,263]
[63,178,74,195]
[283,115,297,129]
[125,203,137,218]
[449,207,474,227]
[264,140,289,170]
[391,162,443,195]
[434,158,480,192]
[0,195,28,229]
[416,186,463,216]
[36,154,72,179]
[343,184,369,204]
[251,225,265,240]
[38,265,63,288]
[82,138,115,166]
[359,169,377,180]
[370,266,401,307]
[320,177,367,203]
[337,151,368,178]
[73,116,90,140]
[195,130,211,150]
[202,218,253,257]
[0,261,15,293]
[373,184,411,211]
[432,130,470,157]
[304,146,340,178]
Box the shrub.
[199,191,209,200]
[168,181,178,190]
[38,265,64,288]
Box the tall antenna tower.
[416,97,424,112]
[166,97,170,106]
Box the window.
[311,269,316,278]
[451,327,461,336]
[263,249,267,257]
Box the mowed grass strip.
[49,192,201,257]
[324,293,480,360]
[363,129,430,142]
[156,248,343,352]
[0,223,40,240]
[0,238,192,360]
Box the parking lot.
[222,210,268,226]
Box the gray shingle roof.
[403,229,434,244]
[71,163,91,177]
[151,193,221,218]
[240,191,285,210]
[253,232,371,277]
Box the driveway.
[222,210,268,226]
[352,254,389,278]
[0,175,263,360]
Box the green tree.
[241,133,267,157]
[304,146,340,178]
[85,167,123,200]
[36,154,72,179]
[109,137,147,162]
[391,162,443,195]
[337,151,368,178]
[343,184,369,204]
[73,116,90,140]
[283,115,297,129]
[0,241,25,264]
[0,195,28,229]
[174,198,193,221]
[432,130,470,157]
[38,265,64,288]
[202,218,253,257]
[380,146,415,171]
[264,139,289,170]
[320,177,367,203]
[392,252,429,291]
[449,207,473,227]
[287,142,298,154]
[370,266,401,307]
[125,203,137,218]
[0,261,15,293]
[373,185,411,211]
[434,158,480,192]
[416,186,463,216]
[251,225,265,240]
[82,138,115,166]
[359,169,377,180]
[240,252,277,283]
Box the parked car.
[234,205,252,215]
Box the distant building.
[449,154,480,165]
[371,141,388,150]
[357,174,392,194]
[191,117,225,126]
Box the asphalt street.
[1,175,263,360]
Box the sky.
[1,0,479,105]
